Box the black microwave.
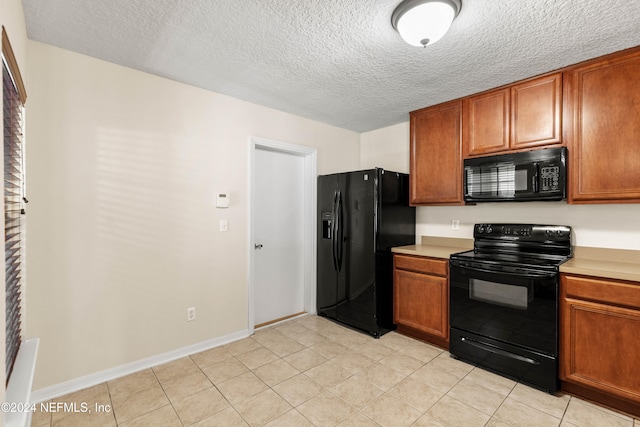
[463,147,567,202]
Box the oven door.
[449,260,558,356]
[449,259,559,392]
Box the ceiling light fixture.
[391,0,461,47]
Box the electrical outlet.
[219,219,228,232]
[187,307,196,322]
[451,219,460,230]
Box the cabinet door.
[511,73,562,149]
[464,88,510,156]
[560,274,640,407]
[393,269,448,340]
[568,50,640,203]
[410,100,463,205]
[560,297,640,403]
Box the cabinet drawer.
[394,255,448,277]
[562,274,640,310]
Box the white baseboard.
[30,328,250,404]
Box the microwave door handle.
[532,162,539,193]
[463,168,469,197]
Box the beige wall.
[25,41,360,389]
[361,123,640,250]
[360,122,410,173]
[1,1,28,69]
[1,0,28,403]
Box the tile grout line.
[150,364,185,427]
[193,353,254,426]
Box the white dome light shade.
[392,0,461,47]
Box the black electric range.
[449,223,572,393]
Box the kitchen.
[3,0,640,426]
[360,40,640,421]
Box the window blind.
[3,26,27,385]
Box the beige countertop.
[391,236,473,259]
[560,246,640,282]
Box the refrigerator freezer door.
[317,174,338,319]
[316,173,347,320]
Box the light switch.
[219,219,228,232]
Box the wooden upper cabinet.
[464,73,563,157]
[511,73,562,149]
[464,88,510,156]
[566,49,640,203]
[410,100,463,205]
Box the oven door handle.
[460,336,540,365]
[449,261,557,279]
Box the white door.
[252,146,306,326]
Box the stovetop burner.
[450,223,572,270]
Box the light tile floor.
[31,315,640,426]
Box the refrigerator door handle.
[336,190,344,272]
[331,190,339,272]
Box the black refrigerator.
[317,168,416,337]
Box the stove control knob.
[486,226,493,234]
[478,226,484,234]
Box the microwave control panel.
[540,165,560,192]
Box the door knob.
[254,244,263,250]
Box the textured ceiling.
[22,0,640,132]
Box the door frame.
[248,136,317,334]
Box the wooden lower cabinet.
[393,254,449,348]
[560,274,640,417]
